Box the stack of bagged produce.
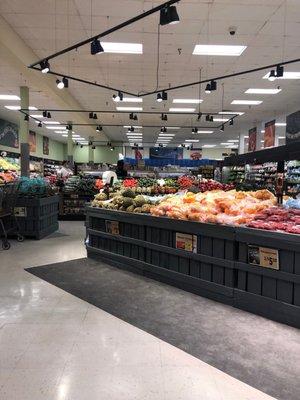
[247,207,300,234]
[150,189,277,225]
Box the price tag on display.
[106,220,120,235]
[175,233,197,253]
[248,245,279,270]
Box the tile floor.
[0,221,278,400]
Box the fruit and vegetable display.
[63,175,97,195]
[0,156,20,171]
[0,171,18,184]
[247,207,300,234]
[18,177,54,197]
[150,189,276,225]
[92,187,154,213]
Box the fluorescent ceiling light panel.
[245,88,281,94]
[30,114,43,118]
[43,121,60,125]
[62,134,68,137]
[173,99,203,104]
[219,111,244,115]
[169,108,195,112]
[227,139,239,142]
[275,122,286,127]
[46,126,63,130]
[221,142,231,145]
[166,126,180,129]
[202,144,216,148]
[193,45,247,56]
[0,94,20,100]
[158,134,175,137]
[262,71,300,80]
[72,135,80,138]
[116,107,143,111]
[123,125,143,129]
[122,97,143,103]
[195,130,214,133]
[101,42,142,54]
[5,105,37,110]
[231,100,262,105]
[185,139,199,142]
[213,118,229,122]
[278,136,285,139]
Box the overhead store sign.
[248,245,279,270]
[0,119,19,149]
[264,120,275,148]
[248,127,257,152]
[286,110,300,143]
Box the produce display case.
[14,195,59,239]
[85,207,300,328]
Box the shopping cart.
[0,182,24,250]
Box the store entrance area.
[0,221,299,400]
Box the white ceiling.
[0,0,299,147]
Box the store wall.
[73,145,123,164]
[0,133,65,161]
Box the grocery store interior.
[0,1,300,399]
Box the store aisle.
[0,222,277,400]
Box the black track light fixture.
[161,113,168,121]
[276,65,284,78]
[129,113,137,120]
[160,5,180,26]
[110,146,115,151]
[80,144,83,148]
[162,91,168,101]
[210,80,217,91]
[182,143,186,148]
[24,114,29,121]
[40,60,50,73]
[75,142,79,146]
[92,145,96,150]
[91,38,104,55]
[268,70,276,82]
[130,126,135,132]
[93,113,98,119]
[197,112,202,121]
[89,141,93,146]
[229,118,234,126]
[210,115,214,122]
[161,127,167,133]
[220,124,225,132]
[113,91,123,102]
[43,110,47,118]
[205,114,210,122]
[89,112,93,119]
[66,124,73,131]
[47,112,51,119]
[157,93,162,102]
[192,127,198,134]
[159,143,163,148]
[205,83,211,94]
[62,77,69,88]
[56,79,64,89]
[96,125,102,132]
[38,121,42,128]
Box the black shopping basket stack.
[0,182,24,250]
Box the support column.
[238,132,245,155]
[67,123,73,165]
[89,136,94,164]
[19,86,29,177]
